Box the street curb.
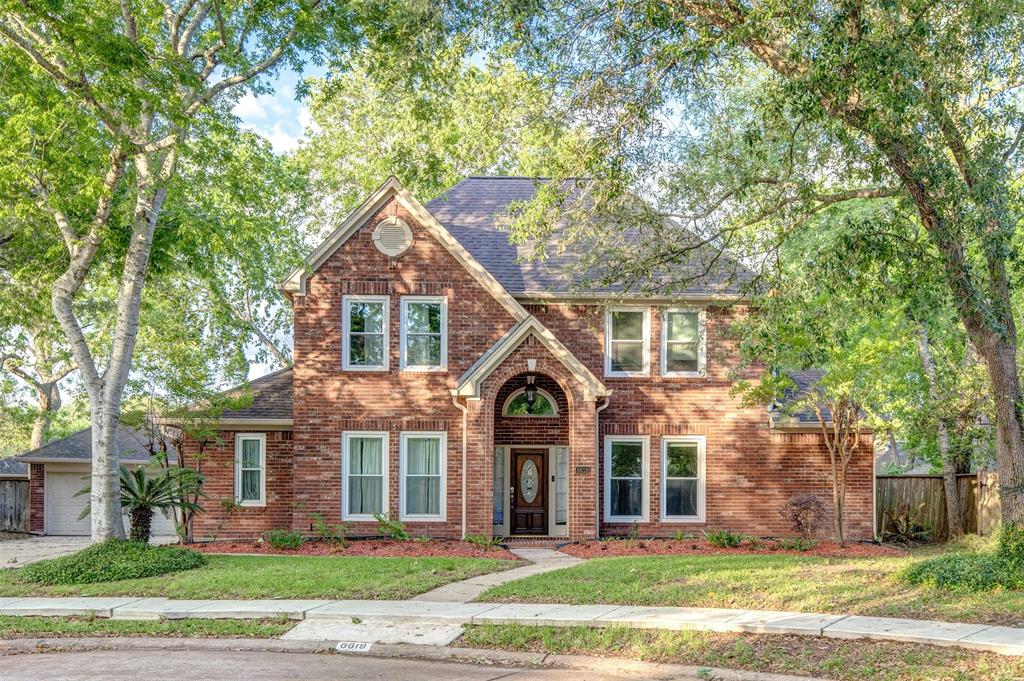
[0,637,820,680]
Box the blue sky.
[233,64,326,153]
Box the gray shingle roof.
[770,369,831,428]
[0,458,27,477]
[425,176,754,297]
[218,367,293,420]
[17,426,160,463]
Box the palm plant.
[78,465,205,543]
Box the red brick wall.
[529,303,874,540]
[289,198,520,538]
[186,431,295,541]
[28,464,44,534]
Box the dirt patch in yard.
[561,538,903,559]
[194,538,520,560]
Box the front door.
[511,449,547,534]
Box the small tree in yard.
[118,463,203,544]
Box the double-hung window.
[661,309,705,376]
[604,436,649,522]
[234,434,265,506]
[342,432,388,520]
[661,436,705,522]
[400,297,447,371]
[400,432,446,520]
[605,308,650,377]
[343,295,389,370]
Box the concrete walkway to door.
[411,548,584,602]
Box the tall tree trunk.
[89,407,125,540]
[915,324,964,539]
[976,333,1024,525]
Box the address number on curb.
[335,641,373,653]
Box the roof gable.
[281,176,529,323]
[454,317,608,401]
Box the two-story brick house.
[159,176,873,544]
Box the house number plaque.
[575,466,592,474]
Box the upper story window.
[661,309,706,376]
[234,433,265,507]
[605,307,650,377]
[343,295,389,370]
[503,388,558,416]
[400,297,447,371]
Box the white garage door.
[45,471,177,537]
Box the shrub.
[997,523,1024,567]
[18,540,206,585]
[309,513,351,546]
[263,529,303,550]
[778,494,827,540]
[374,513,409,540]
[466,534,501,548]
[704,529,745,548]
[882,502,932,545]
[903,552,1023,593]
[775,538,816,551]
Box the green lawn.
[0,616,293,639]
[479,543,1024,625]
[0,554,517,600]
[461,624,1024,681]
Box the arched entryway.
[491,372,570,537]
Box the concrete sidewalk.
[412,548,584,602]
[0,596,1020,656]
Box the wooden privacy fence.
[876,472,1000,543]
[0,479,29,533]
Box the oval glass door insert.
[521,459,539,503]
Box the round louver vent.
[372,217,413,257]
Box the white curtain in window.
[239,438,262,502]
[348,437,383,515]
[406,437,441,515]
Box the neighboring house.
[19,426,176,536]
[0,458,28,480]
[25,176,876,541]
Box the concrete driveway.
[0,535,177,567]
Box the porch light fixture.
[524,373,538,412]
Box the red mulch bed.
[193,538,520,561]
[561,538,904,559]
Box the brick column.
[463,398,494,537]
[28,463,44,534]
[568,399,598,540]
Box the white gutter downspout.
[451,391,470,539]
[594,395,611,539]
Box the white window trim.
[342,295,390,371]
[399,431,447,521]
[501,387,560,417]
[234,433,266,507]
[341,431,389,521]
[604,435,650,522]
[399,296,447,372]
[660,308,706,377]
[660,435,706,523]
[604,307,651,378]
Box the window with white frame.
[605,308,650,376]
[604,436,648,521]
[400,432,446,520]
[661,309,705,376]
[400,297,447,370]
[342,432,387,519]
[234,434,265,506]
[661,436,705,521]
[343,295,388,370]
